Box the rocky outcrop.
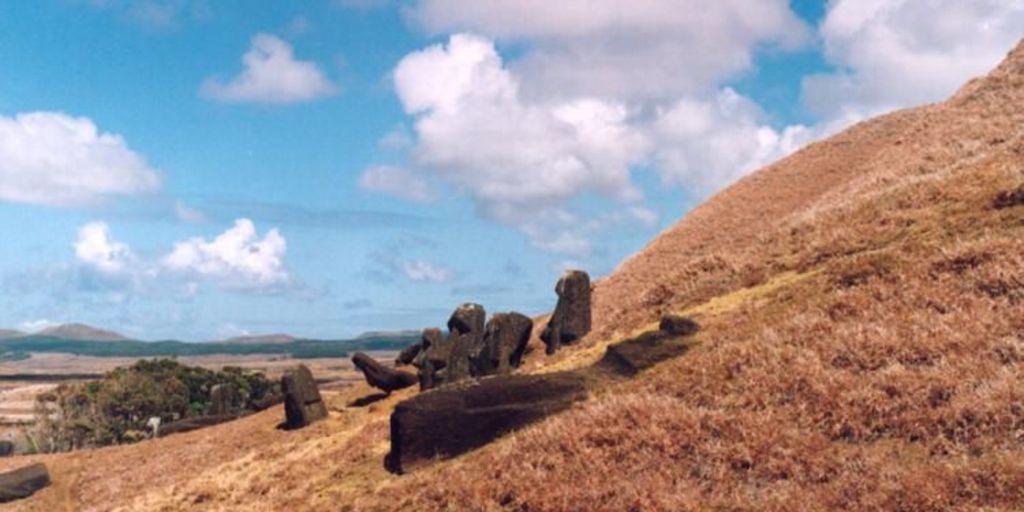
[385,371,589,474]
[0,463,50,503]
[443,303,486,385]
[413,328,449,390]
[352,352,418,394]
[474,312,533,376]
[281,365,327,429]
[540,270,592,354]
[395,342,422,367]
[207,383,237,416]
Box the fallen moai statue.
[385,371,589,474]
[0,463,50,503]
[352,352,418,394]
[540,270,592,354]
[160,414,239,437]
[281,364,328,429]
[386,314,700,473]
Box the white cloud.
[804,0,1024,120]
[201,33,337,104]
[393,34,651,254]
[358,165,436,202]
[174,201,207,223]
[74,222,137,275]
[398,259,451,283]
[409,0,808,101]
[653,89,817,192]
[162,218,290,290]
[0,112,160,207]
[18,319,60,333]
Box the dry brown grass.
[1,40,1022,512]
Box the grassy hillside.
[0,40,1021,512]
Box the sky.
[0,0,1021,341]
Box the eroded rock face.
[540,270,592,354]
[474,312,533,376]
[207,383,237,416]
[385,372,589,474]
[281,365,327,429]
[443,303,486,385]
[0,463,50,503]
[352,352,418,394]
[414,328,449,390]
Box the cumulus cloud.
[393,34,651,253]
[409,0,808,101]
[397,259,451,283]
[163,219,290,291]
[358,165,436,202]
[653,89,817,192]
[18,319,61,333]
[0,112,160,207]
[804,0,1024,121]
[74,222,137,275]
[201,33,337,104]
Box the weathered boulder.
[443,303,486,385]
[385,372,589,474]
[0,441,13,457]
[160,414,238,437]
[473,312,533,376]
[352,352,418,394]
[540,270,592,354]
[659,314,701,337]
[413,328,449,390]
[281,365,327,429]
[395,342,422,367]
[206,383,237,416]
[0,463,50,503]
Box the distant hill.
[37,323,129,342]
[219,333,297,345]
[0,329,24,340]
[356,329,420,340]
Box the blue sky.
[0,0,1020,340]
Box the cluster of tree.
[29,359,276,453]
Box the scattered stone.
[994,186,1024,209]
[659,314,701,337]
[385,372,589,474]
[206,383,238,416]
[414,328,449,390]
[540,270,592,354]
[599,319,700,377]
[0,463,50,503]
[0,441,13,457]
[474,312,533,376]
[395,342,422,367]
[443,303,486,385]
[160,414,237,437]
[281,365,327,429]
[352,352,418,394]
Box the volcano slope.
[2,41,1023,512]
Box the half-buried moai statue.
[540,270,592,354]
[281,364,327,429]
[473,312,533,376]
[443,303,486,385]
[352,352,418,395]
[413,328,448,390]
[207,383,237,416]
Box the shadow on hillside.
[347,392,390,408]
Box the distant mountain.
[37,323,129,342]
[219,333,297,345]
[356,329,421,340]
[0,329,24,340]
